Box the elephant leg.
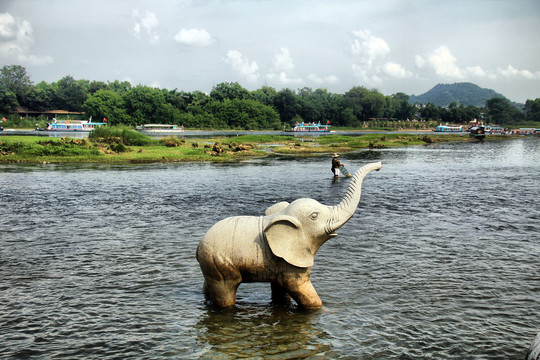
[271,282,291,306]
[203,280,209,297]
[204,277,241,308]
[286,280,322,309]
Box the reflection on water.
[0,138,538,359]
[196,306,331,359]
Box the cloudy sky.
[1,0,539,103]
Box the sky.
[1,0,539,103]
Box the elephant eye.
[310,212,319,220]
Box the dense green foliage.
[1,65,538,129]
[1,133,483,164]
[89,126,154,146]
[0,137,101,157]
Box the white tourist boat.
[433,124,463,132]
[285,122,331,132]
[135,124,185,133]
[45,120,106,132]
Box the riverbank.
[0,132,510,164]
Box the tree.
[83,89,129,125]
[163,89,185,111]
[343,87,385,125]
[419,103,439,121]
[107,80,132,94]
[524,98,540,122]
[0,65,33,106]
[273,88,298,126]
[363,91,385,119]
[391,92,415,120]
[123,85,175,126]
[297,87,343,125]
[210,82,250,102]
[343,86,367,123]
[204,99,281,130]
[297,87,324,123]
[25,86,51,111]
[486,97,523,126]
[462,105,483,123]
[323,91,344,126]
[55,76,89,111]
[0,87,18,113]
[89,81,108,94]
[251,86,277,107]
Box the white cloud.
[223,50,259,83]
[466,65,498,80]
[417,46,540,82]
[429,46,463,78]
[272,48,295,72]
[266,71,303,86]
[351,30,390,68]
[497,65,540,80]
[351,64,382,86]
[0,13,17,40]
[466,65,487,77]
[266,48,302,86]
[415,55,426,68]
[350,30,396,86]
[0,13,53,65]
[174,28,215,47]
[132,10,160,44]
[419,45,464,79]
[307,73,339,84]
[383,62,412,78]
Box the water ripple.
[0,139,539,359]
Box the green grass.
[0,137,102,162]
[0,134,268,163]
[220,134,297,144]
[0,131,511,164]
[89,126,154,146]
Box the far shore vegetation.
[1,65,540,134]
[1,64,537,165]
[0,126,515,164]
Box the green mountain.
[409,82,506,107]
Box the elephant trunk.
[325,161,382,235]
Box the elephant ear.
[264,215,313,268]
[265,201,289,216]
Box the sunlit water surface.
[1,138,539,359]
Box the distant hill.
[409,82,507,107]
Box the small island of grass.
[0,127,498,164]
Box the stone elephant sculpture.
[196,161,382,309]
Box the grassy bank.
[0,128,499,164]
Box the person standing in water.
[331,153,343,178]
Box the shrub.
[89,126,153,146]
[160,136,185,147]
[0,139,101,157]
[108,142,128,153]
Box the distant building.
[12,107,85,119]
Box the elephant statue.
[196,161,382,309]
[527,332,540,360]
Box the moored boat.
[286,122,331,132]
[135,124,184,133]
[433,124,463,132]
[469,125,486,139]
[45,120,106,132]
[484,125,505,134]
[514,128,540,135]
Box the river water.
[1,138,538,359]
